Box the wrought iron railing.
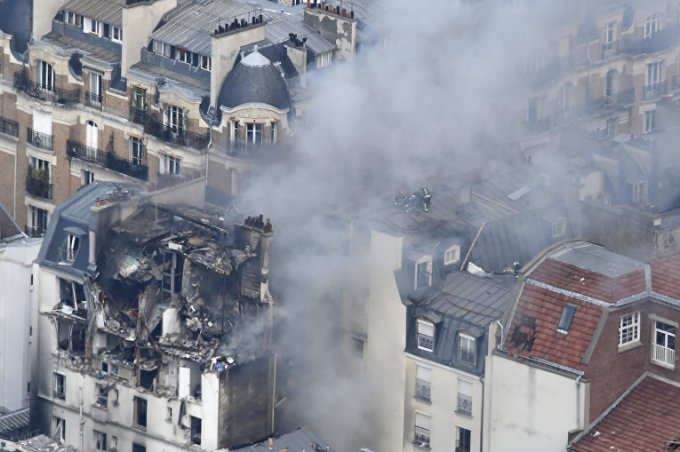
[27,128,53,151]
[456,394,472,415]
[142,115,209,150]
[67,140,148,180]
[414,427,430,449]
[25,225,45,238]
[26,168,53,200]
[66,140,106,165]
[227,141,279,158]
[14,71,80,105]
[87,91,103,109]
[0,116,18,137]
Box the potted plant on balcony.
[27,167,50,198]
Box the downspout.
[575,371,585,429]
[13,131,17,219]
[494,320,504,352]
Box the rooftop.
[231,427,331,452]
[569,374,680,452]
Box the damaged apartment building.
[33,182,277,451]
[0,0,371,235]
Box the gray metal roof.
[62,0,124,27]
[150,0,253,56]
[0,408,29,434]
[265,11,335,54]
[551,242,646,278]
[231,427,331,451]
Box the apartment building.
[33,181,277,451]
[485,240,680,451]
[0,0,364,235]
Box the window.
[66,234,80,262]
[270,122,278,144]
[652,320,676,368]
[604,21,616,44]
[163,105,184,133]
[111,27,122,43]
[457,379,473,415]
[644,14,660,38]
[134,397,147,428]
[132,444,146,452]
[457,427,472,452]
[200,55,211,71]
[414,412,430,448]
[86,120,99,156]
[644,110,656,134]
[52,416,65,443]
[29,206,48,236]
[230,120,240,143]
[415,259,432,290]
[633,181,648,205]
[415,365,431,401]
[31,157,51,179]
[552,217,567,238]
[190,416,202,445]
[560,84,572,114]
[246,123,263,144]
[605,70,617,100]
[160,153,181,176]
[645,61,664,99]
[37,60,55,92]
[64,11,82,27]
[129,137,144,166]
[444,245,460,266]
[94,431,107,451]
[81,169,94,186]
[152,40,171,57]
[458,333,476,366]
[417,319,435,352]
[96,384,108,408]
[89,72,102,107]
[53,373,65,399]
[177,48,191,64]
[557,303,576,333]
[619,312,640,347]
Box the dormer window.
[111,27,123,43]
[644,14,660,38]
[417,319,435,352]
[557,303,576,334]
[458,333,476,366]
[67,234,80,262]
[415,257,432,290]
[444,245,460,266]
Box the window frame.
[557,303,577,333]
[458,333,477,366]
[414,411,431,448]
[444,245,460,266]
[129,137,144,166]
[414,257,432,290]
[53,372,65,400]
[456,426,472,452]
[52,416,66,443]
[416,319,435,352]
[94,430,107,451]
[66,234,80,262]
[618,311,641,348]
[414,364,432,401]
[456,379,473,415]
[652,320,676,369]
[160,153,181,176]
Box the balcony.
[26,167,53,200]
[456,394,472,415]
[27,128,53,151]
[25,225,45,238]
[67,140,106,165]
[602,41,619,59]
[622,25,680,55]
[106,152,149,181]
[652,344,675,368]
[67,140,149,180]
[0,116,18,137]
[643,82,667,101]
[585,88,635,113]
[87,91,103,110]
[129,106,147,125]
[227,141,279,158]
[142,116,208,150]
[14,71,80,105]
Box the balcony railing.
[106,152,149,181]
[25,225,45,238]
[415,379,431,401]
[27,128,53,151]
[87,91,103,109]
[227,141,279,158]
[14,72,80,105]
[414,427,431,449]
[26,168,53,200]
[67,140,149,180]
[129,106,147,125]
[67,140,106,165]
[456,394,473,415]
[602,41,619,59]
[652,344,675,368]
[622,25,680,55]
[0,116,18,137]
[142,116,209,150]
[643,82,667,101]
[585,88,635,113]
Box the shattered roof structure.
[569,374,680,452]
[15,435,74,452]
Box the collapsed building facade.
[33,182,276,451]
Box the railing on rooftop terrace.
[0,116,19,137]
[14,72,80,105]
[143,115,209,150]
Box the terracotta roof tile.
[505,283,604,370]
[651,253,680,300]
[530,258,645,303]
[570,376,680,452]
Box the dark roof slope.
[231,426,330,451]
[570,375,680,452]
[218,49,291,110]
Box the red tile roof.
[505,283,603,370]
[651,253,680,300]
[530,258,646,303]
[570,375,680,452]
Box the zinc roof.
[62,0,124,27]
